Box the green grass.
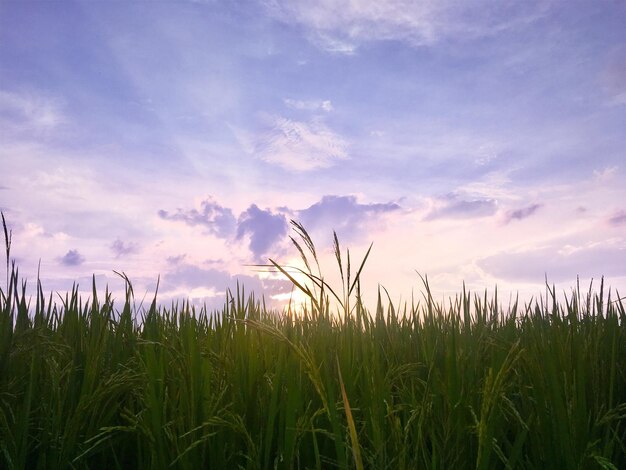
[0,216,625,469]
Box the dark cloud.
[608,210,626,226]
[425,193,497,221]
[159,194,402,259]
[478,244,626,283]
[503,203,542,224]
[166,254,187,265]
[110,238,138,258]
[297,195,400,233]
[59,249,85,266]
[237,205,289,259]
[158,198,236,238]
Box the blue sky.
[1,0,625,309]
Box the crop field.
[0,221,625,469]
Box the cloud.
[297,195,400,235]
[165,264,232,289]
[237,205,289,259]
[478,241,626,283]
[158,198,237,238]
[59,249,85,266]
[163,263,293,304]
[159,194,401,258]
[284,98,333,112]
[502,203,542,224]
[110,238,139,258]
[166,254,187,265]
[310,34,357,54]
[252,117,348,171]
[424,193,497,221]
[0,90,65,133]
[457,172,516,201]
[263,0,549,52]
[608,210,626,227]
[602,45,626,106]
[593,166,618,182]
[158,199,290,259]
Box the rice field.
[0,217,625,469]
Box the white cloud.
[608,92,626,107]
[474,143,499,166]
[252,116,348,171]
[423,193,498,221]
[457,171,518,201]
[263,0,549,52]
[263,0,438,49]
[284,98,333,112]
[0,90,65,132]
[310,33,358,55]
[593,165,618,182]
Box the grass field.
[0,217,625,469]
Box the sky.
[1,0,625,311]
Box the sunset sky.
[1,0,625,310]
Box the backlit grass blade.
[337,357,363,470]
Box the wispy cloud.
[502,203,542,224]
[457,172,517,201]
[252,117,348,171]
[0,90,65,134]
[478,240,626,283]
[284,98,333,112]
[424,193,498,221]
[59,249,85,267]
[263,0,550,52]
[608,210,626,227]
[310,34,357,55]
[593,166,618,182]
[602,45,626,106]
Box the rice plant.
[0,214,624,469]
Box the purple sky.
[1,0,625,309]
